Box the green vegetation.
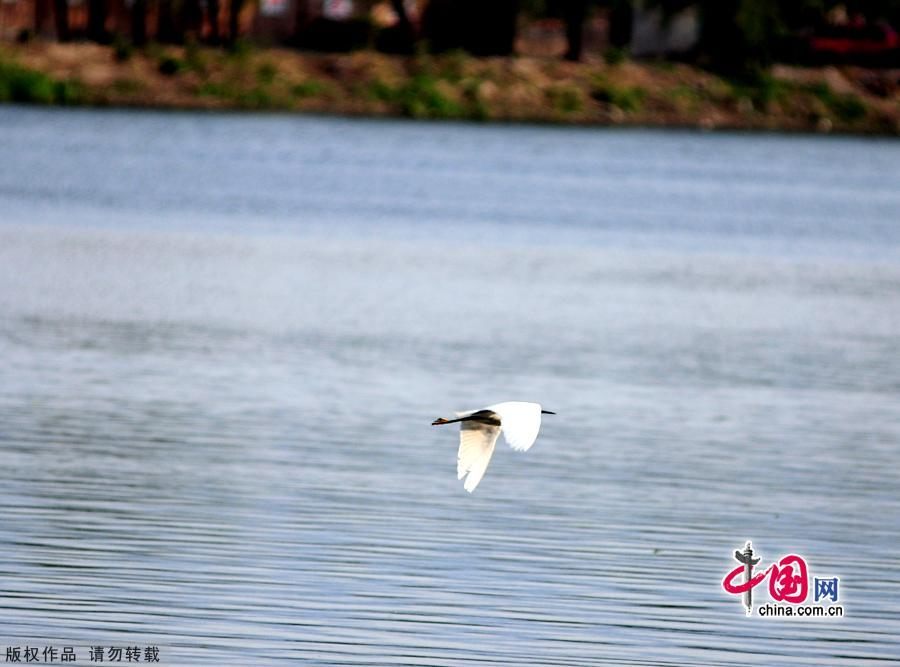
[112,34,134,63]
[0,59,83,105]
[667,84,703,103]
[460,79,489,120]
[0,61,54,103]
[197,81,235,99]
[0,42,895,134]
[197,80,281,109]
[805,82,868,122]
[603,47,627,66]
[729,72,790,111]
[370,74,463,119]
[158,55,184,76]
[256,62,278,85]
[546,84,583,114]
[291,79,328,99]
[591,78,646,113]
[54,78,86,105]
[184,38,208,75]
[226,39,254,62]
[435,50,468,83]
[235,87,273,109]
[111,78,143,95]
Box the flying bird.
[432,401,555,493]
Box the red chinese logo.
[723,553,809,604]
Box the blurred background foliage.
[6,0,900,77]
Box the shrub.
[112,78,143,95]
[236,87,273,109]
[547,84,583,114]
[257,62,277,85]
[603,47,627,66]
[184,37,207,75]
[227,38,254,60]
[367,75,460,118]
[158,56,183,76]
[0,61,85,105]
[806,83,867,123]
[396,75,462,119]
[291,80,327,98]
[829,94,866,123]
[591,82,646,113]
[54,79,85,105]
[729,72,788,111]
[197,81,234,98]
[112,34,133,63]
[0,62,56,104]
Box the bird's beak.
[432,417,450,425]
[541,410,556,415]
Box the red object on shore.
[810,22,899,56]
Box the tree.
[229,0,245,44]
[389,0,416,51]
[390,0,413,33]
[845,0,900,23]
[422,0,519,56]
[156,0,180,43]
[375,0,416,53]
[87,0,108,42]
[608,0,633,49]
[694,0,840,75]
[639,0,823,75]
[207,0,222,44]
[33,0,54,36]
[131,0,147,46]
[470,0,519,55]
[562,0,589,60]
[183,0,204,40]
[52,0,69,41]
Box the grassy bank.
[2,41,900,135]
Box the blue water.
[1,106,899,665]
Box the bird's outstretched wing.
[457,411,501,493]
[490,402,543,452]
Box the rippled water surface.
[2,107,900,665]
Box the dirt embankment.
[2,41,900,135]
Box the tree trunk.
[53,0,69,41]
[608,0,633,49]
[470,0,518,56]
[131,0,147,45]
[378,0,415,53]
[228,0,244,44]
[563,0,588,61]
[157,0,179,43]
[390,0,411,28]
[87,0,107,42]
[696,0,756,75]
[207,0,221,44]
[182,0,203,40]
[34,0,54,36]
[423,0,518,56]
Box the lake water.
[1,106,899,665]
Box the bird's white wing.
[489,401,543,452]
[457,416,501,493]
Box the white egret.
[432,402,555,493]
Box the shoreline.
[2,41,900,136]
